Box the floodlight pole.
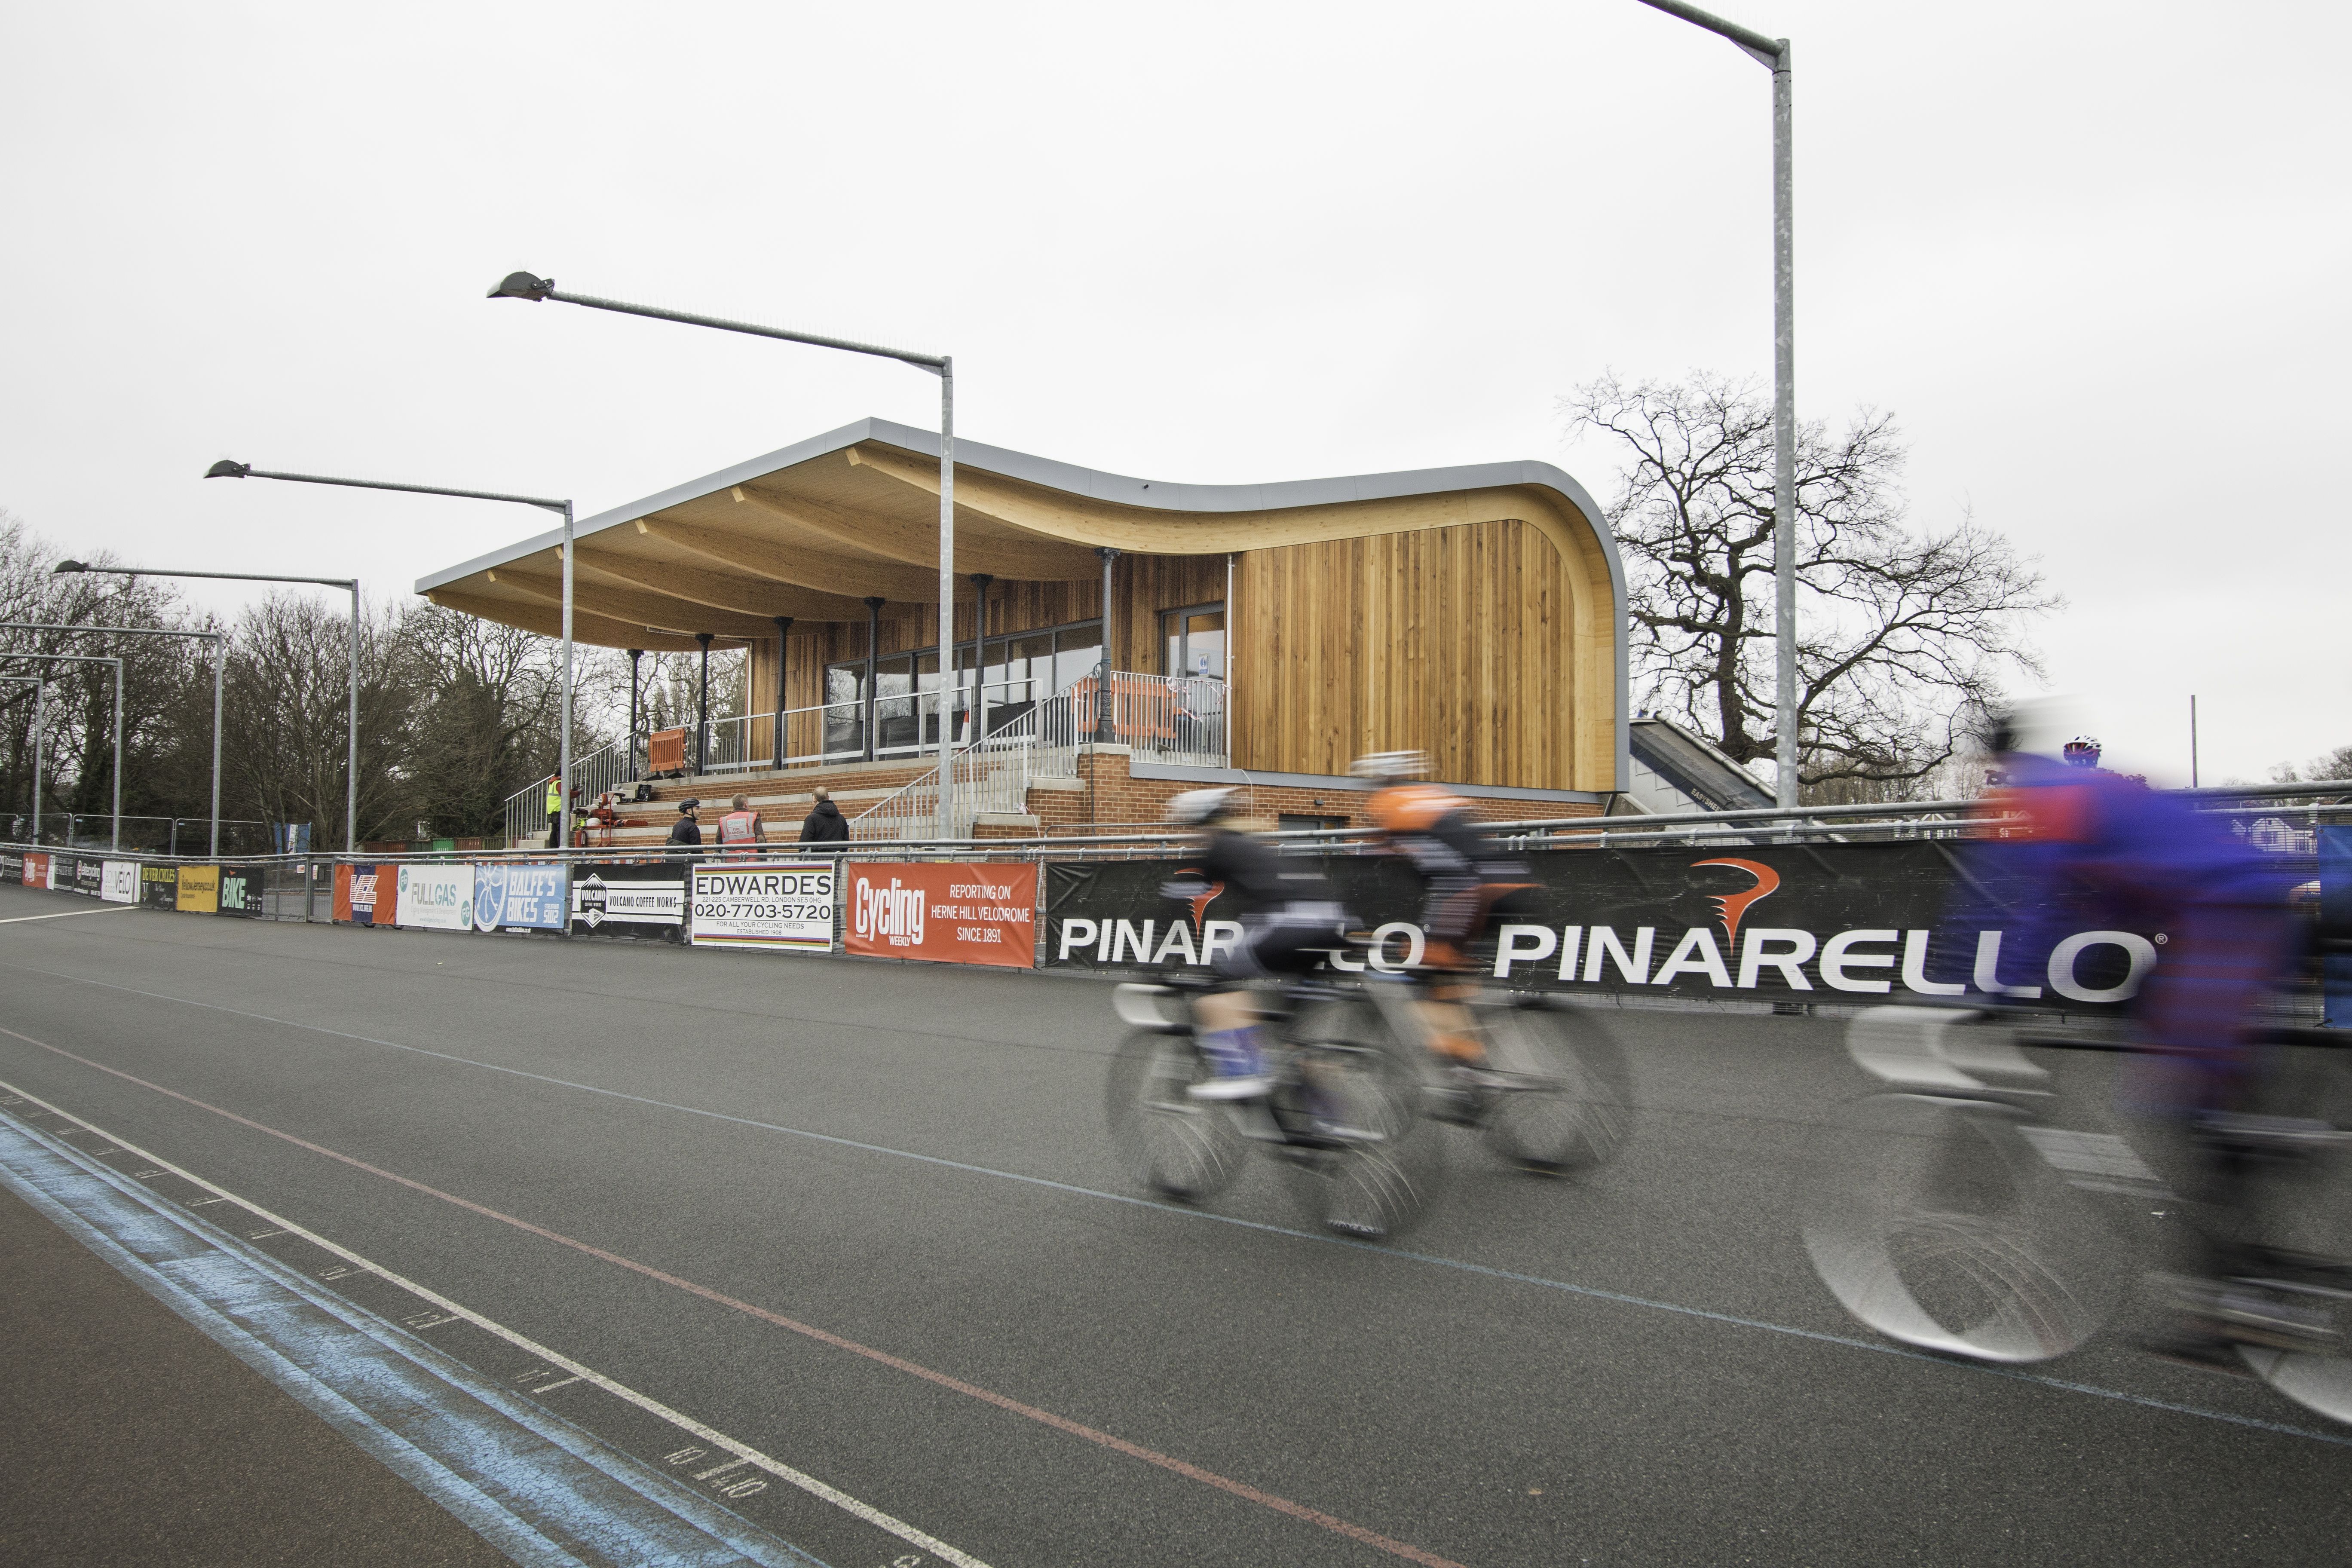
[203,465,568,850]
[1,653,122,847]
[1635,0,1798,808]
[486,273,959,839]
[0,624,226,854]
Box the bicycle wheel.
[1276,1028,1445,1240]
[1104,1028,1244,1202]
[1476,1001,1636,1175]
[1801,1093,2122,1363]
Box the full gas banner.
[100,861,140,903]
[472,862,569,932]
[842,862,1038,968]
[395,863,475,931]
[140,864,178,908]
[20,852,48,888]
[217,867,267,917]
[177,865,220,913]
[1043,842,2159,1008]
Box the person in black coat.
[666,799,703,846]
[798,788,849,843]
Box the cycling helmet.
[1349,750,1430,786]
[1165,787,1238,827]
[2062,736,2102,769]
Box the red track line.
[1,1025,1467,1568]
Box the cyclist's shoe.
[1188,1027,1273,1100]
[1447,1063,1514,1091]
[2146,1275,2338,1372]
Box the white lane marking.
[0,1072,994,1568]
[0,904,141,925]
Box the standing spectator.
[667,799,703,846]
[718,794,766,851]
[798,787,849,842]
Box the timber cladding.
[1235,518,1592,791]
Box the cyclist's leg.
[1189,920,1277,1096]
[1414,881,1494,1066]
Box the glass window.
[1053,621,1103,695]
[824,663,865,757]
[1164,604,1226,680]
[874,653,917,753]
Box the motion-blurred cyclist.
[1161,788,1351,1100]
[1352,751,1532,1085]
[1960,711,2318,1366]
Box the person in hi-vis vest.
[717,794,766,852]
[543,776,564,849]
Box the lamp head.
[205,459,250,479]
[487,271,554,302]
[52,560,86,575]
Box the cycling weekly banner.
[842,862,1037,968]
[1043,842,2159,1008]
[689,861,836,951]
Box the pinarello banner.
[1043,842,2158,1008]
[217,866,268,918]
[843,862,1037,969]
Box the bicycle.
[1802,1004,2352,1425]
[1104,973,1441,1240]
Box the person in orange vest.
[717,794,766,852]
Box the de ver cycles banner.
[1044,840,2159,1007]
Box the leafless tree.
[1563,372,2058,798]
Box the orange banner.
[842,862,1036,969]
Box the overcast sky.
[3,2,2343,784]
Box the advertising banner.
[1043,842,2157,1008]
[473,861,569,932]
[177,865,220,913]
[0,851,21,884]
[334,863,380,925]
[100,860,140,904]
[395,863,475,931]
[570,861,686,935]
[689,861,835,951]
[217,866,267,917]
[843,862,1037,968]
[14,851,40,887]
[72,858,104,897]
[140,864,178,908]
[2324,826,2351,1028]
[371,864,400,928]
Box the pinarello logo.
[1691,858,1779,946]
[1174,868,1225,934]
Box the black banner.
[1044,841,2155,1007]
[140,864,178,909]
[70,857,104,897]
[570,859,688,937]
[216,865,267,917]
[0,851,20,885]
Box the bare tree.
[1563,372,2058,797]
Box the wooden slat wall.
[1231,518,1576,790]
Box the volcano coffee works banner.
[1044,842,2160,1008]
[99,860,139,904]
[570,862,685,935]
[140,864,178,908]
[842,862,1037,968]
[395,863,475,931]
[690,861,835,951]
[473,862,568,932]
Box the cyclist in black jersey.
[1161,788,1351,1099]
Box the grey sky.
[3,1,2343,784]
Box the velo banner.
[689,861,835,951]
[842,862,1037,969]
[395,863,475,931]
[100,860,140,904]
[473,861,568,932]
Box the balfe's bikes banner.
[571,862,686,936]
[842,862,1036,968]
[690,861,835,951]
[1044,841,2159,1008]
[396,863,475,931]
[473,862,568,932]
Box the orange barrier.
[648,727,688,775]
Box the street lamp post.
[9,614,227,854]
[486,272,961,839]
[1635,0,1799,808]
[57,560,359,850]
[205,462,572,850]
[0,653,122,847]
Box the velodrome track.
[2,879,2346,1566]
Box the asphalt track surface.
[3,881,2348,1566]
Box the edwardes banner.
[570,862,685,935]
[396,863,475,931]
[100,860,140,903]
[842,862,1037,968]
[1044,843,2159,1007]
[473,862,568,932]
[690,861,835,951]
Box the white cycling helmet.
[1166,787,1238,827]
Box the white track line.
[0,904,140,925]
[0,1071,992,1568]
